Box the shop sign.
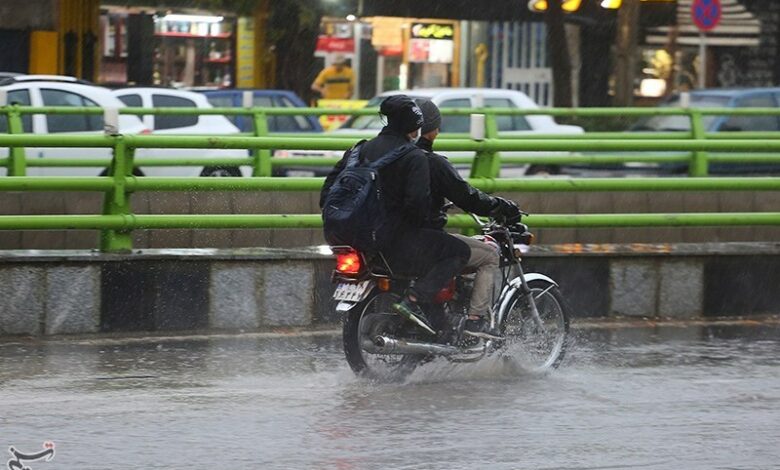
[411,23,454,40]
[409,38,453,63]
[316,36,355,53]
[379,45,403,56]
[236,17,255,88]
[371,16,405,48]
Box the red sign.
[691,0,721,32]
[315,36,355,53]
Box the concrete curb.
[0,243,778,336]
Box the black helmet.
[417,99,441,134]
[380,94,424,133]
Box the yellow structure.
[29,31,59,75]
[55,0,100,80]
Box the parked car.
[328,88,584,176]
[198,89,325,176]
[0,75,146,176]
[0,76,245,177]
[199,89,323,133]
[112,87,248,176]
[625,88,780,175]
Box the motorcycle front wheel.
[342,290,422,380]
[499,279,570,372]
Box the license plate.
[332,280,372,302]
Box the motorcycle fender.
[509,273,558,290]
[498,274,559,325]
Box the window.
[631,95,729,132]
[251,96,277,132]
[342,95,384,130]
[484,98,530,131]
[0,89,32,133]
[276,96,313,132]
[117,94,142,107]
[439,98,470,133]
[151,94,198,130]
[206,95,242,127]
[41,89,103,133]
[720,94,779,132]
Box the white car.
[0,76,246,177]
[333,88,584,176]
[111,87,248,177]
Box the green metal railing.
[4,105,780,178]
[1,106,780,251]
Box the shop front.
[99,5,255,89]
[367,16,460,94]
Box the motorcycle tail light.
[377,278,391,291]
[336,251,361,275]
[434,279,456,304]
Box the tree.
[545,0,573,107]
[267,0,323,101]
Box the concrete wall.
[0,190,779,250]
[0,243,778,337]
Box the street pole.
[614,0,640,106]
[698,32,707,88]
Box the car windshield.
[631,95,731,132]
[341,95,427,130]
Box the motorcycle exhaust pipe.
[367,335,464,356]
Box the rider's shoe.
[392,297,436,335]
[463,318,503,340]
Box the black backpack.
[322,142,416,251]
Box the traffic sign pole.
[691,0,722,88]
[699,32,706,88]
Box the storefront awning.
[645,0,761,47]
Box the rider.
[416,99,522,340]
[320,95,470,334]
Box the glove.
[490,197,522,223]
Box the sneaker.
[392,297,436,335]
[463,318,503,340]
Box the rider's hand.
[491,197,522,223]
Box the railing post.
[689,109,709,177]
[7,105,27,176]
[252,111,272,176]
[469,112,500,179]
[100,136,134,252]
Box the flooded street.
[1,322,779,470]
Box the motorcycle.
[329,212,570,379]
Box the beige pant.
[453,234,500,317]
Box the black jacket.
[417,137,496,230]
[320,127,431,241]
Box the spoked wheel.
[499,279,569,372]
[343,291,423,380]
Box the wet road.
[1,322,779,470]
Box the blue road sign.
[692,0,722,32]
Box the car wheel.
[100,168,145,177]
[526,165,560,176]
[200,167,242,177]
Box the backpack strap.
[369,143,417,171]
[345,139,367,168]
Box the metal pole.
[699,32,706,88]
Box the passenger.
[415,99,522,340]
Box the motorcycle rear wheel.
[499,279,570,372]
[343,291,423,380]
